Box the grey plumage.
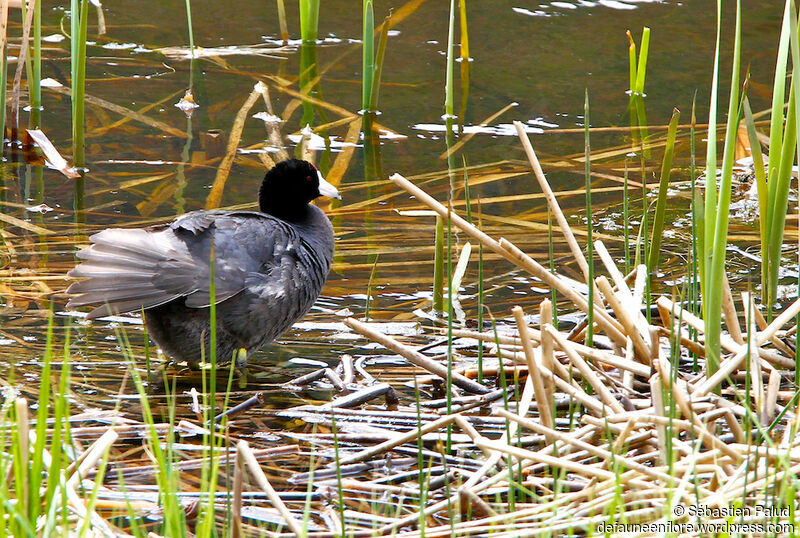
[67,206,335,365]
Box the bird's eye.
[305,176,313,182]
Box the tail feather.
[67,276,155,294]
[67,219,247,320]
[88,229,175,262]
[75,244,160,267]
[66,227,193,317]
[68,263,156,280]
[85,296,177,320]
[68,288,172,308]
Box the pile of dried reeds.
[207,127,799,535]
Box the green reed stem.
[584,90,594,346]
[698,0,721,323]
[368,12,389,112]
[690,93,700,371]
[30,0,41,127]
[299,0,320,43]
[72,0,89,168]
[199,243,219,535]
[704,0,741,379]
[444,162,455,496]
[444,0,455,117]
[546,208,558,328]
[331,414,346,537]
[185,0,195,58]
[414,380,428,536]
[127,347,185,534]
[0,8,6,141]
[361,0,374,111]
[634,27,650,95]
[647,107,680,274]
[41,324,71,535]
[761,0,792,314]
[743,95,767,278]
[433,215,445,312]
[29,313,54,524]
[70,0,78,84]
[457,0,470,126]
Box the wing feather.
[67,211,297,319]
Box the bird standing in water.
[67,159,339,368]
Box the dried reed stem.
[512,305,554,430]
[345,317,490,394]
[513,120,591,283]
[238,440,305,536]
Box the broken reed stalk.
[64,428,119,536]
[459,322,545,490]
[513,120,591,284]
[473,436,615,481]
[232,448,244,538]
[389,173,628,346]
[448,326,650,378]
[544,325,626,414]
[722,273,743,344]
[494,408,685,487]
[238,440,305,536]
[344,317,490,394]
[338,414,457,465]
[276,0,289,44]
[511,306,553,431]
[319,383,396,409]
[595,275,651,362]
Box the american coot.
[67,159,339,366]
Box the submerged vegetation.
[1,0,800,536]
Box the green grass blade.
[699,0,722,324]
[706,0,741,377]
[444,0,456,116]
[72,0,89,168]
[634,27,650,95]
[299,0,319,43]
[762,0,793,310]
[31,0,41,127]
[433,215,444,312]
[647,107,680,273]
[185,0,195,58]
[368,11,390,112]
[742,96,769,293]
[29,313,55,523]
[361,0,374,111]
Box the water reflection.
[0,1,787,392]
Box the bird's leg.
[236,348,249,389]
